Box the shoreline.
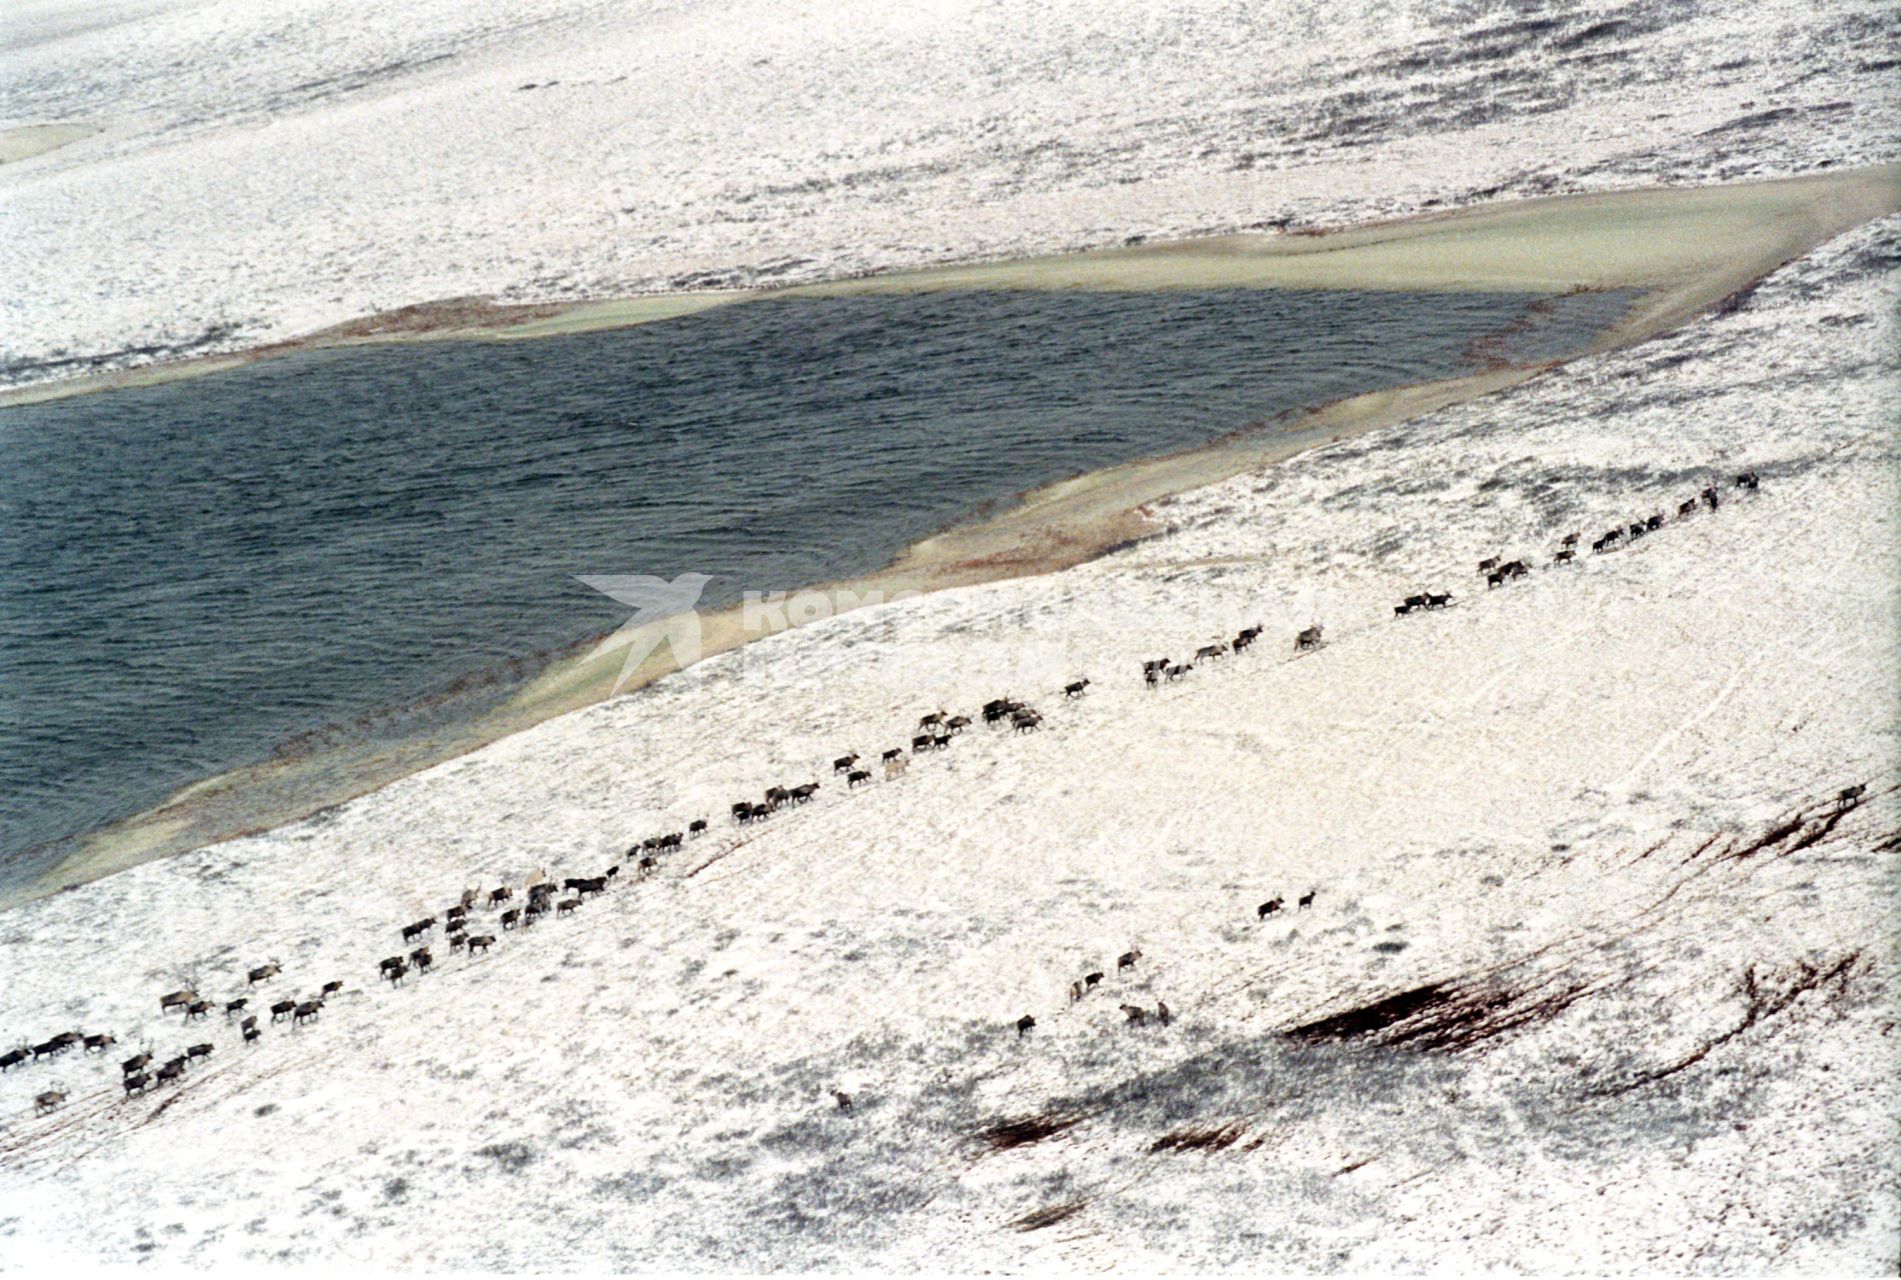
[13,166,1900,909]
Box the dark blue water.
[0,287,1632,883]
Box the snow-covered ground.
[0,193,1894,1268]
[2,0,1898,388]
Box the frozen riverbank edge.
[19,167,1901,906]
[0,185,1894,1269]
[4,166,1895,411]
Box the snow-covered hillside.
[0,199,1893,1267]
[2,0,1898,388]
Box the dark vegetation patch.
[473,1141,537,1173]
[1593,953,1865,1097]
[977,1112,1087,1151]
[1009,1199,1087,1232]
[1149,1122,1250,1154]
[1285,970,1600,1052]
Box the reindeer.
[689,818,708,836]
[83,1033,116,1054]
[1295,626,1323,651]
[1084,971,1104,989]
[832,1090,854,1113]
[790,783,820,805]
[1015,1014,1036,1038]
[833,753,859,774]
[0,1049,26,1073]
[885,755,910,780]
[292,1002,321,1026]
[159,990,197,1014]
[185,1000,210,1021]
[1194,643,1227,663]
[247,963,280,986]
[501,908,522,930]
[1298,888,1316,911]
[488,887,513,908]
[881,747,905,762]
[1258,897,1283,920]
[122,1053,152,1076]
[321,980,343,998]
[1120,1004,1149,1026]
[187,1042,214,1061]
[1560,532,1580,547]
[383,961,409,986]
[123,1073,150,1097]
[1012,710,1042,733]
[34,1091,66,1115]
[847,768,872,788]
[225,998,248,1017]
[557,898,580,916]
[400,918,435,943]
[1164,663,1191,681]
[467,935,495,955]
[1478,557,1499,574]
[1156,1000,1172,1025]
[409,947,434,973]
[1837,783,1867,810]
[270,999,297,1022]
[946,715,972,734]
[1069,981,1084,1003]
[1117,948,1142,974]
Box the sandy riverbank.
[0,123,97,165]
[15,168,1900,906]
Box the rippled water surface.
[0,287,1634,882]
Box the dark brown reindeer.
[1298,888,1316,911]
[159,990,197,1014]
[1117,947,1142,973]
[292,1002,321,1026]
[247,963,280,986]
[84,1033,116,1054]
[467,935,496,955]
[847,768,872,788]
[1258,897,1283,919]
[1015,1014,1036,1038]
[224,998,248,1017]
[1064,678,1091,698]
[488,886,513,908]
[1295,625,1323,651]
[122,1053,152,1076]
[1120,1004,1149,1026]
[831,1090,854,1113]
[1084,971,1104,989]
[269,999,297,1022]
[833,753,859,774]
[1195,643,1227,663]
[1837,783,1866,810]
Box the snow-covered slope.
[1,204,1893,1268]
[2,0,1897,388]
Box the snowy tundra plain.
[0,208,1896,1269]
